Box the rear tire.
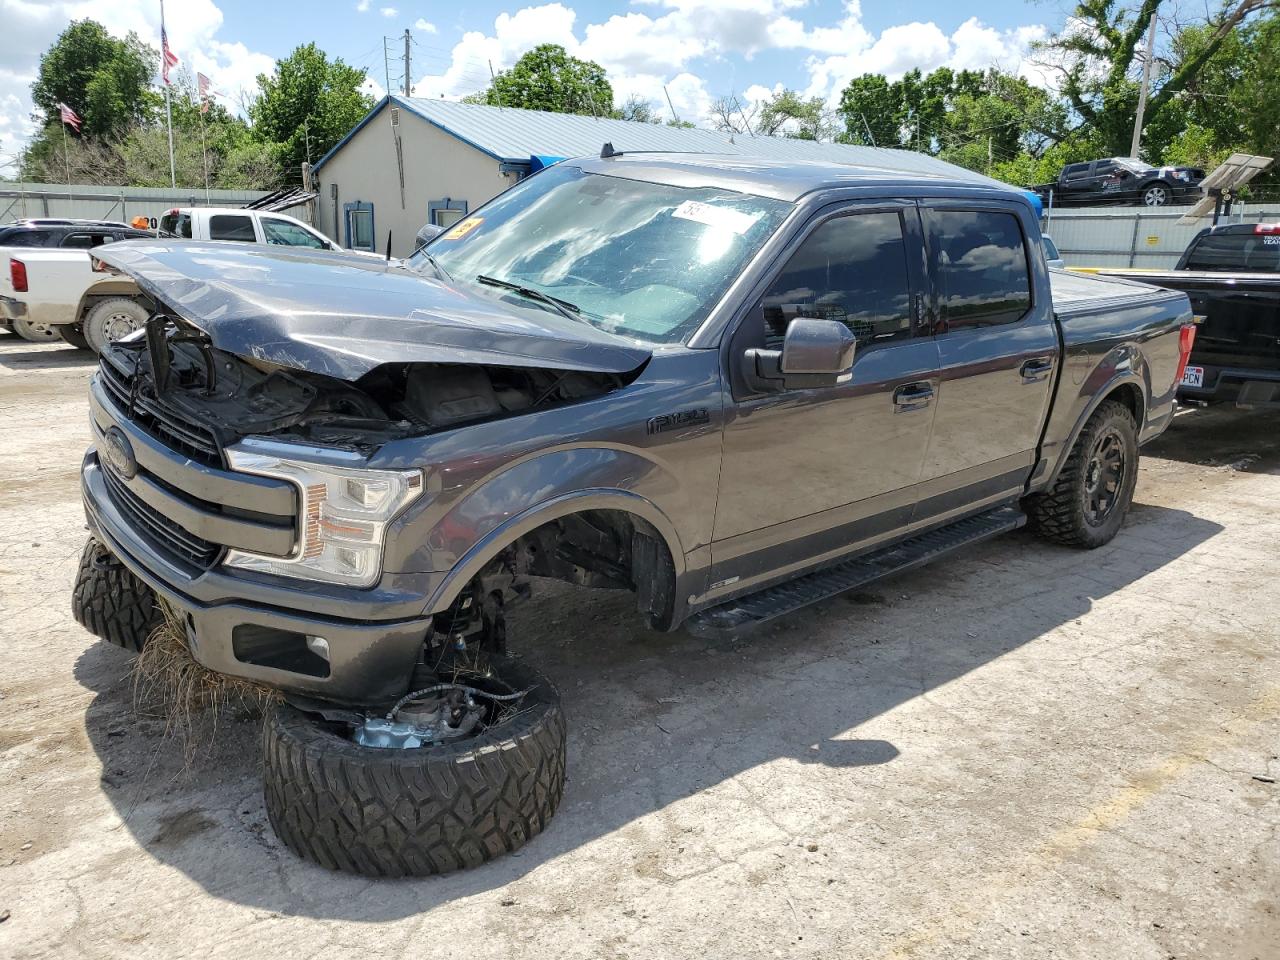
[84,297,149,354]
[262,656,567,877]
[71,538,163,652]
[57,324,91,350]
[1025,399,1139,548]
[12,317,60,342]
[1142,183,1171,206]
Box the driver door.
[710,201,940,599]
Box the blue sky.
[0,0,1066,173]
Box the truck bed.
[1090,268,1280,408]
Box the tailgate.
[1089,269,1280,372]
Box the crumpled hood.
[92,241,652,381]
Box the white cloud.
[413,18,437,34]
[356,0,370,11]
[0,0,277,175]
[380,6,397,17]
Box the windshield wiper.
[416,249,452,282]
[475,274,584,323]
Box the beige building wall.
[313,103,517,258]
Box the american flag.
[198,72,211,113]
[58,102,82,132]
[161,25,179,85]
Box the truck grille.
[99,358,222,467]
[100,466,222,570]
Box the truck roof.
[569,153,1027,204]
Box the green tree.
[837,74,901,146]
[30,20,157,139]
[614,94,660,123]
[251,43,373,176]
[480,44,613,116]
[756,89,833,140]
[1037,0,1271,157]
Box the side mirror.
[415,223,444,250]
[743,317,856,392]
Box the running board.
[686,505,1026,639]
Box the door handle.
[892,381,934,411]
[1019,357,1054,383]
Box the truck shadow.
[75,502,1221,921]
[0,344,96,370]
[1147,405,1280,474]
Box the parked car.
[1094,222,1280,407]
[0,220,151,343]
[72,154,1193,877]
[158,207,347,251]
[1035,158,1205,207]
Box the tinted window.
[762,210,913,349]
[1095,161,1117,174]
[1183,232,1280,273]
[159,213,192,238]
[1064,164,1090,179]
[262,217,328,248]
[209,215,256,242]
[60,232,110,248]
[0,230,49,247]
[928,209,1032,330]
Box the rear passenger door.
[914,203,1057,526]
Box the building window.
[343,201,375,251]
[428,198,468,229]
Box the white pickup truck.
[3,209,357,353]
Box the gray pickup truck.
[73,154,1194,877]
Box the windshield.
[408,164,792,344]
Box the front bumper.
[0,296,28,321]
[83,453,433,706]
[1178,364,1280,409]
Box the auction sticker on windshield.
[444,217,484,241]
[1181,365,1204,388]
[672,200,760,235]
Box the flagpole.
[60,118,70,183]
[200,107,209,202]
[161,0,176,188]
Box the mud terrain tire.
[262,657,567,877]
[1025,399,1139,548]
[72,538,162,652]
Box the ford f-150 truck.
[71,154,1194,877]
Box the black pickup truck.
[1098,222,1280,407]
[1035,158,1205,208]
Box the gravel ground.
[0,332,1277,960]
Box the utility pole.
[1130,11,1159,158]
[383,37,391,95]
[987,136,993,173]
[403,29,411,97]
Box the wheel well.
[446,508,680,634]
[1104,382,1144,425]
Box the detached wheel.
[1026,399,1139,548]
[71,538,163,652]
[84,297,149,354]
[57,324,91,350]
[12,317,60,342]
[1142,183,1171,207]
[263,656,567,877]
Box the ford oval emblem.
[102,426,138,480]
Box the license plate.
[1181,366,1204,388]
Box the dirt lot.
[0,332,1277,960]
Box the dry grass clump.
[130,602,281,761]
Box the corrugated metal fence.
[1043,204,1280,269]
[0,182,278,226]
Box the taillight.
[1255,223,1280,234]
[1175,322,1197,384]
[9,258,27,293]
